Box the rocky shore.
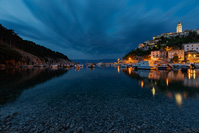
[1,98,199,132]
[1,113,199,132]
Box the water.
[0,67,199,132]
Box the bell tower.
[176,21,182,33]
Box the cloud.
[0,0,198,59]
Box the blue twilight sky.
[0,0,199,59]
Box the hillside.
[0,24,71,66]
[123,31,199,60]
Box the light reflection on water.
[122,68,199,107]
[175,93,182,107]
[152,87,155,97]
[1,67,199,131]
[1,67,199,108]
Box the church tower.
[176,21,182,33]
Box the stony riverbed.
[1,68,199,132]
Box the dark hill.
[0,24,71,66]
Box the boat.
[33,64,44,67]
[70,64,75,67]
[75,65,80,71]
[75,64,84,68]
[157,64,172,70]
[136,61,156,70]
[64,64,70,68]
[96,62,104,67]
[51,64,58,69]
[20,65,33,69]
[181,68,188,73]
[126,64,132,68]
[79,64,84,68]
[191,63,199,69]
[120,64,127,68]
[88,64,95,68]
[172,64,190,69]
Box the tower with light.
[176,21,182,33]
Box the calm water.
[0,67,199,132]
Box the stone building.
[168,50,184,60]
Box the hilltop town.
[123,21,199,64]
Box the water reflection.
[117,66,120,73]
[122,69,199,107]
[175,93,182,107]
[0,68,68,105]
[141,80,144,88]
[152,87,155,97]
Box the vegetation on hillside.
[123,49,151,60]
[123,31,199,60]
[157,31,199,49]
[0,24,70,61]
[0,45,22,64]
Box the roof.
[178,21,181,24]
[168,49,184,52]
[184,42,199,45]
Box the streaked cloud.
[0,0,198,59]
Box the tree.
[172,54,179,63]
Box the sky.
[0,0,199,59]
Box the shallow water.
[0,67,199,132]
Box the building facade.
[140,45,155,51]
[168,50,184,60]
[184,43,199,52]
[138,43,145,49]
[151,50,167,59]
[177,21,182,33]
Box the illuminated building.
[168,50,184,60]
[176,21,182,33]
[138,43,145,49]
[184,43,199,52]
[151,50,167,59]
